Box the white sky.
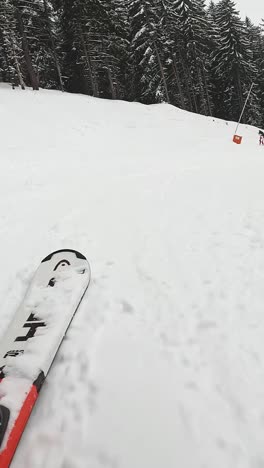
[207,0,263,25]
[234,0,263,24]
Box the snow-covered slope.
[0,83,264,468]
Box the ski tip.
[0,405,10,448]
[41,249,87,263]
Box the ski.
[0,249,91,467]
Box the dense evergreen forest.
[0,0,263,126]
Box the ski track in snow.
[1,84,264,467]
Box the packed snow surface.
[0,83,264,468]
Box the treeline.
[0,0,263,126]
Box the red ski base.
[0,380,40,467]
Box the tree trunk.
[180,57,197,113]
[154,41,170,103]
[101,35,116,99]
[43,0,64,91]
[201,62,212,116]
[235,67,244,120]
[107,64,117,100]
[172,54,185,109]
[0,30,10,83]
[78,24,98,97]
[197,66,207,114]
[15,4,39,90]
[143,1,170,103]
[12,37,26,89]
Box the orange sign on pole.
[232,83,254,145]
[233,135,242,144]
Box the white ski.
[0,249,91,467]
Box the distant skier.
[259,130,264,145]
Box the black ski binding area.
[0,366,5,379]
[48,277,56,287]
[54,260,70,271]
[0,405,10,448]
[42,249,86,263]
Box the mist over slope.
[0,84,264,468]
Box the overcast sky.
[207,0,263,25]
[234,0,263,24]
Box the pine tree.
[42,0,64,90]
[128,0,170,104]
[98,0,129,100]
[157,0,186,109]
[57,0,127,98]
[173,0,212,115]
[206,1,226,116]
[260,21,264,126]
[84,0,129,100]
[0,0,64,90]
[0,0,25,88]
[212,0,257,122]
[11,0,40,90]
[244,17,263,125]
